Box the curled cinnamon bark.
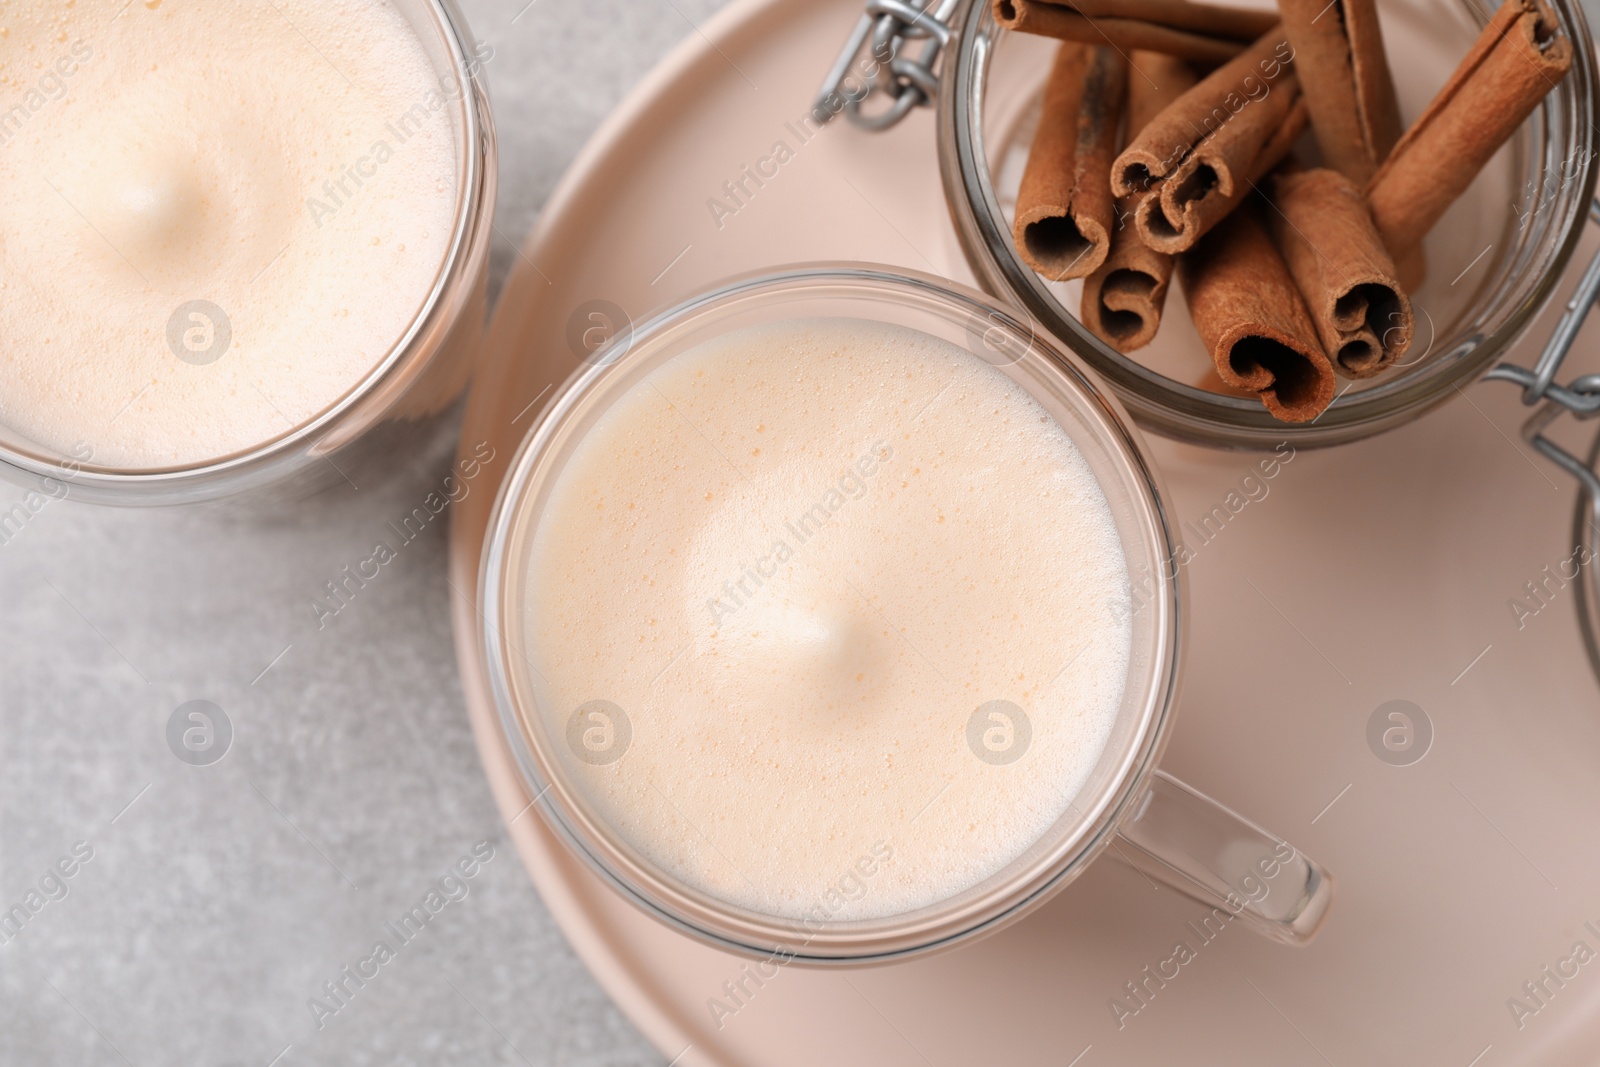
[1083,52,1195,351]
[1276,0,1401,185]
[1082,197,1173,350]
[1179,202,1336,422]
[1269,168,1412,378]
[1014,43,1129,280]
[994,0,1279,65]
[1367,0,1572,283]
[1133,93,1307,252]
[1114,33,1304,253]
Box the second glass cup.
[0,0,496,507]
[479,266,1333,963]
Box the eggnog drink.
[518,319,1133,921]
[0,0,460,468]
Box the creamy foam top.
[518,319,1134,921]
[0,0,457,468]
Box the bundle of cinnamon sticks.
[1001,0,1573,422]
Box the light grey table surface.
[0,2,729,1064]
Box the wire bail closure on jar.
[1509,196,1600,685]
[1485,197,1600,508]
[814,0,958,130]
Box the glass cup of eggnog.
[481,267,1333,962]
[0,0,494,506]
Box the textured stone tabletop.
[0,2,724,1063]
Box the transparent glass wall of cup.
[939,0,1599,449]
[0,0,497,508]
[480,266,1333,963]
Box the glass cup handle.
[1111,771,1334,946]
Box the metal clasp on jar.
[1488,199,1600,514]
[814,0,959,130]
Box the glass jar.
[480,266,1332,963]
[0,0,497,507]
[935,0,1599,448]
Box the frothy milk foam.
[520,319,1134,920]
[0,1,457,468]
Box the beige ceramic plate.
[449,0,1600,1061]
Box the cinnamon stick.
[1275,0,1401,185]
[1114,32,1305,253]
[1014,43,1129,280]
[1134,93,1307,253]
[1040,0,1279,39]
[1270,167,1412,378]
[1367,0,1572,283]
[1179,202,1336,421]
[995,0,1277,65]
[1083,52,1196,351]
[1082,203,1173,350]
[1127,50,1200,143]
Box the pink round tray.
[449,0,1600,1061]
